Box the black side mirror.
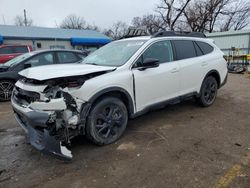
[138,58,160,71]
[24,62,31,69]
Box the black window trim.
[131,39,175,69]
[194,41,214,55]
[193,41,204,57]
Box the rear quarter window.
[172,40,196,60]
[195,41,214,55]
[193,42,203,56]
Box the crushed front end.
[11,77,90,160]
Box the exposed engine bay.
[12,70,113,160]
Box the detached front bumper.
[11,96,73,160]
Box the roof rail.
[152,31,206,38]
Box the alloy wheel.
[0,81,14,101]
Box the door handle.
[202,61,208,66]
[171,67,179,73]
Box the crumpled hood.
[19,64,116,81]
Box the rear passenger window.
[196,41,213,54]
[14,46,29,53]
[142,40,173,64]
[172,40,196,60]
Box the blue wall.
[0,35,3,44]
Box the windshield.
[83,40,146,67]
[4,52,34,67]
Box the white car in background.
[11,31,228,160]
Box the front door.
[132,40,180,112]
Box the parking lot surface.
[0,74,250,188]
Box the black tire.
[197,76,218,107]
[86,97,128,145]
[0,80,14,102]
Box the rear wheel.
[0,80,14,102]
[197,76,218,107]
[86,97,128,145]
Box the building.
[206,29,250,55]
[0,25,111,52]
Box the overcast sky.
[0,0,159,29]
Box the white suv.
[11,32,228,160]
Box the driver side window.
[134,40,173,68]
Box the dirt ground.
[0,74,250,188]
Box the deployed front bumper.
[11,96,73,160]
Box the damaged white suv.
[11,31,227,160]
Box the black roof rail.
[152,31,206,38]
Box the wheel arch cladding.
[205,70,221,88]
[89,87,134,118]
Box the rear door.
[172,40,204,95]
[132,40,180,112]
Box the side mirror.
[24,62,31,69]
[138,58,159,71]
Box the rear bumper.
[11,96,72,160]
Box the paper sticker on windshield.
[127,42,144,47]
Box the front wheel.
[0,80,14,102]
[86,97,128,145]
[197,76,218,107]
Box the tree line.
[14,0,250,40]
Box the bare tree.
[85,24,100,31]
[183,0,250,32]
[156,0,192,31]
[103,21,128,40]
[14,15,33,26]
[60,14,100,31]
[60,14,86,29]
[131,14,165,34]
[220,0,250,31]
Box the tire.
[0,80,14,102]
[197,76,218,107]
[86,97,128,145]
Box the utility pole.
[23,9,27,26]
[2,15,6,25]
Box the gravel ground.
[0,74,249,188]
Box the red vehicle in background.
[0,45,32,64]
